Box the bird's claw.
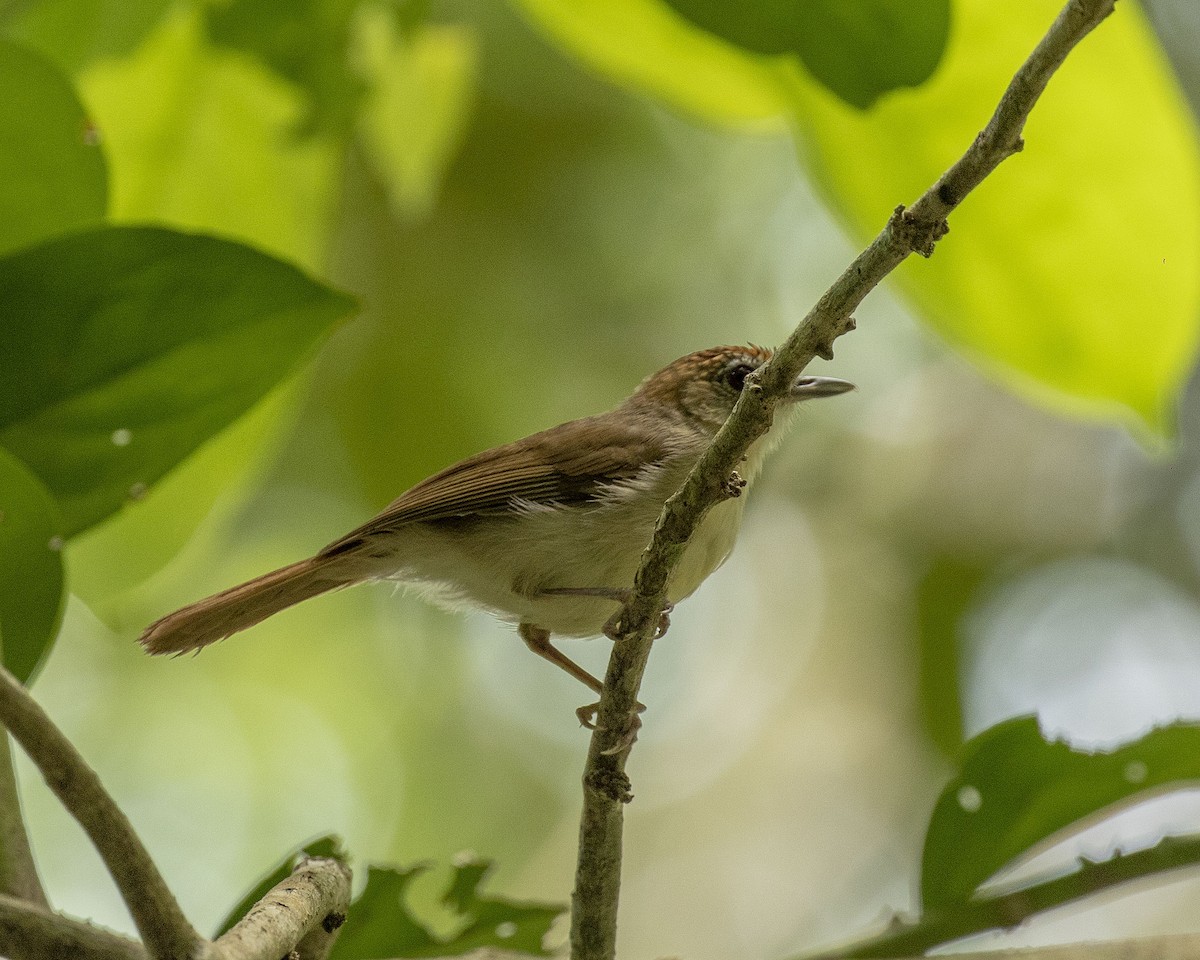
[578,700,645,754]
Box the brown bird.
[140,345,853,714]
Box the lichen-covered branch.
[0,666,204,960]
[569,1,1120,958]
[213,856,351,960]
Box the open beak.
[789,375,856,400]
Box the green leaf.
[214,834,345,937]
[332,856,563,958]
[922,715,1200,909]
[514,0,1200,434]
[1,0,173,73]
[0,225,357,537]
[0,447,66,683]
[660,0,950,109]
[0,39,106,256]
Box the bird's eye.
[723,361,755,392]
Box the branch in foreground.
[0,665,204,960]
[0,892,147,960]
[803,834,1200,958]
[214,856,351,960]
[569,0,1119,958]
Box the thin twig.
[884,933,1200,960]
[0,730,47,906]
[569,0,1119,958]
[0,665,206,960]
[802,835,1200,958]
[213,856,351,960]
[0,891,148,960]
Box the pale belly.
[374,493,747,638]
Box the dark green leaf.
[0,447,65,683]
[922,716,1200,909]
[330,865,441,959]
[0,225,357,537]
[214,835,345,937]
[436,857,562,956]
[1,0,173,72]
[660,0,951,109]
[332,856,564,958]
[0,39,106,256]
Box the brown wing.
[318,412,669,557]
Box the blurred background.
[4,0,1200,956]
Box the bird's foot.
[577,699,645,754]
[602,600,673,642]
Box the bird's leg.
[518,623,610,728]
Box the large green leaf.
[922,715,1200,909]
[513,0,1200,435]
[0,225,357,537]
[0,39,106,256]
[660,0,950,109]
[0,447,65,683]
[786,0,1200,435]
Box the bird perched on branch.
[140,345,853,718]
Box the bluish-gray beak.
[789,376,856,400]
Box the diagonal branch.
[569,0,1119,958]
[0,665,205,960]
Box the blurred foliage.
[0,225,356,537]
[660,0,951,109]
[0,39,105,256]
[0,0,172,71]
[0,448,64,682]
[204,0,367,136]
[514,0,1200,434]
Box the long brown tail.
[139,556,352,655]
